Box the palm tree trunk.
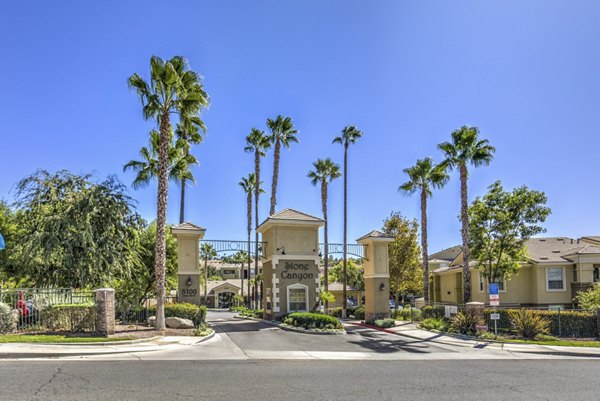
[179,177,186,224]
[155,112,170,331]
[420,189,429,303]
[460,163,471,304]
[204,258,208,304]
[342,144,348,319]
[246,191,252,306]
[322,180,329,314]
[254,151,260,309]
[270,140,281,216]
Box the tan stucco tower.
[357,230,393,322]
[172,222,206,305]
[257,209,324,320]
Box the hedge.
[483,309,598,338]
[42,304,97,333]
[149,303,207,325]
[353,306,365,320]
[284,312,342,330]
[421,305,446,319]
[327,306,356,318]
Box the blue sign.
[0,233,5,250]
[489,283,499,295]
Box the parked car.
[347,298,357,308]
[389,299,396,309]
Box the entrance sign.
[490,313,500,320]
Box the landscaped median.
[231,306,345,334]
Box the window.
[547,267,565,291]
[479,274,506,292]
[288,285,308,312]
[594,265,600,283]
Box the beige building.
[430,236,600,308]
[327,282,364,308]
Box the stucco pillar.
[357,231,394,322]
[172,223,206,306]
[95,288,115,336]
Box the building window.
[547,267,565,291]
[288,285,308,312]
[594,265,600,282]
[479,274,506,292]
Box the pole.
[494,307,497,339]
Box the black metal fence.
[115,296,178,329]
[0,288,95,330]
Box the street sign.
[490,299,499,306]
[489,283,499,295]
[0,233,5,250]
[490,313,500,320]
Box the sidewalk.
[0,335,211,359]
[348,320,600,358]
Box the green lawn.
[0,334,135,343]
[497,337,600,348]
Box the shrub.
[149,302,206,326]
[420,317,448,332]
[283,312,342,330]
[229,305,247,312]
[421,305,446,319]
[450,310,482,336]
[508,309,551,339]
[240,308,263,319]
[374,318,396,328]
[0,303,17,334]
[42,304,97,333]
[352,306,365,320]
[328,307,342,318]
[319,291,336,304]
[576,282,600,310]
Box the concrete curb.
[0,335,164,347]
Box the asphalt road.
[1,359,599,401]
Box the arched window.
[287,284,308,312]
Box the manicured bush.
[352,306,365,320]
[420,317,448,332]
[42,304,97,333]
[374,318,396,328]
[421,305,446,319]
[0,303,17,334]
[508,309,551,339]
[450,310,481,336]
[328,307,342,318]
[283,312,342,330]
[229,305,247,312]
[150,302,206,326]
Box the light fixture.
[379,282,386,291]
[318,251,322,258]
[186,276,192,286]
[277,247,286,255]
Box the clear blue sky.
[1,1,599,253]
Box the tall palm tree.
[399,157,449,303]
[244,129,270,308]
[128,55,208,330]
[175,111,207,224]
[239,173,262,306]
[308,158,341,313]
[438,125,495,303]
[200,243,217,304]
[123,129,197,189]
[333,125,363,318]
[267,115,299,216]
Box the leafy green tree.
[0,201,22,287]
[244,128,270,308]
[333,125,363,318]
[308,158,341,312]
[576,283,600,310]
[383,212,423,304]
[438,125,495,303]
[267,115,299,216]
[123,129,198,190]
[328,260,364,291]
[11,170,143,288]
[469,181,550,285]
[128,55,208,330]
[114,221,178,305]
[399,157,449,302]
[200,243,217,303]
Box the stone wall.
[95,288,115,336]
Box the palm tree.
[438,125,495,303]
[239,173,261,306]
[175,111,207,224]
[128,55,208,330]
[308,158,341,313]
[123,129,197,189]
[333,125,363,318]
[399,157,449,303]
[244,129,271,308]
[200,243,217,304]
[267,115,299,216]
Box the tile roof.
[327,282,362,292]
[356,230,394,242]
[428,245,462,262]
[269,208,324,222]
[171,222,206,231]
[205,279,242,293]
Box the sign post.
[489,283,500,338]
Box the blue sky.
[1,1,599,252]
